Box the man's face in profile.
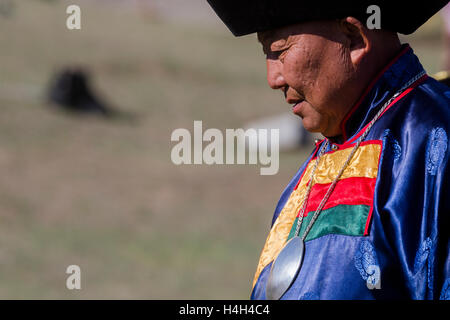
[257,20,361,137]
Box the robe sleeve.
[375,123,449,300]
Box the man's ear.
[339,17,371,66]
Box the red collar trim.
[336,72,427,148]
[345,74,428,145]
[339,45,412,141]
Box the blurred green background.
[0,0,447,299]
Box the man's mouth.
[292,100,305,117]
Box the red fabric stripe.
[340,45,411,141]
[346,74,428,144]
[297,177,376,218]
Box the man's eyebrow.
[259,36,289,56]
[271,39,288,51]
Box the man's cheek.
[301,103,323,124]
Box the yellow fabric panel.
[252,142,381,288]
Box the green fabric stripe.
[287,204,370,242]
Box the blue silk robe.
[250,45,450,300]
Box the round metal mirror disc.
[266,236,305,300]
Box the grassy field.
[0,0,446,299]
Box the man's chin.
[296,111,341,137]
[300,119,322,134]
[301,120,341,141]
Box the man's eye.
[278,50,288,63]
[266,51,280,60]
[266,50,286,62]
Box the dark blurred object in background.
[0,0,15,18]
[48,67,116,117]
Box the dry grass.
[0,0,445,299]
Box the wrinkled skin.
[258,18,401,139]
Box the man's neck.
[328,39,403,142]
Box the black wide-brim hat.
[207,0,449,36]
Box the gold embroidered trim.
[252,143,381,288]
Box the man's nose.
[266,59,286,90]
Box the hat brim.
[207,0,449,36]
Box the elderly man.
[207,1,450,299]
